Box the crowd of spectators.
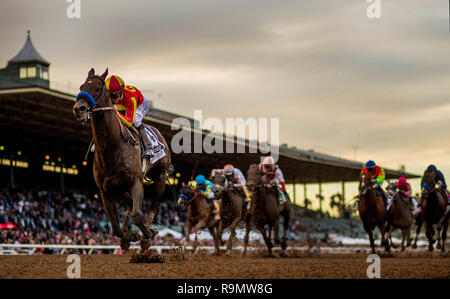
[0,187,186,247]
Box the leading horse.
[358,173,389,254]
[72,68,171,250]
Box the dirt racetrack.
[0,251,449,279]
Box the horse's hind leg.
[413,216,423,249]
[102,195,136,242]
[436,223,442,250]
[226,217,240,252]
[120,211,132,250]
[258,226,273,256]
[441,217,448,254]
[243,218,251,256]
[364,224,376,254]
[130,181,155,247]
[273,218,280,245]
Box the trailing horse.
[243,164,292,256]
[212,173,245,253]
[358,173,389,254]
[385,183,414,251]
[416,172,449,253]
[177,184,221,254]
[72,68,171,251]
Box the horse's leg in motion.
[380,222,390,252]
[436,223,442,250]
[273,218,280,245]
[144,177,166,235]
[102,194,137,242]
[119,211,132,250]
[258,225,273,256]
[441,216,449,254]
[129,181,154,247]
[365,224,376,254]
[208,224,221,255]
[425,222,436,252]
[400,227,410,252]
[281,207,290,250]
[386,222,397,250]
[413,216,423,249]
[226,217,240,252]
[243,217,251,256]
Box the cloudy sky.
[1,0,449,211]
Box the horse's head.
[212,173,228,198]
[177,184,193,207]
[420,171,437,201]
[73,68,109,124]
[246,164,261,192]
[359,173,373,195]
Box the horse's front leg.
[130,181,155,248]
[413,215,423,249]
[243,217,251,256]
[380,222,390,252]
[120,211,132,250]
[425,222,436,252]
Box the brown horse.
[72,68,171,251]
[243,164,292,256]
[417,172,449,253]
[177,184,221,254]
[385,183,414,251]
[212,173,245,252]
[358,173,389,254]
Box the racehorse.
[177,184,221,254]
[416,172,449,253]
[243,164,292,256]
[212,173,245,252]
[72,68,171,251]
[358,173,389,254]
[385,183,414,251]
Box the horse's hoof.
[120,238,131,251]
[428,245,434,252]
[274,239,280,245]
[281,238,288,250]
[437,242,442,249]
[149,227,159,240]
[140,236,151,250]
[129,231,141,242]
[412,243,417,249]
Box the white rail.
[0,243,378,255]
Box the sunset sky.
[1,0,449,214]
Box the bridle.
[359,174,375,196]
[76,75,118,122]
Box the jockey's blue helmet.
[196,175,206,186]
[365,160,376,171]
[427,165,437,172]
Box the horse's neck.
[91,107,121,165]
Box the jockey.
[195,175,219,220]
[105,75,153,158]
[259,156,288,204]
[421,165,450,205]
[396,176,417,212]
[355,160,387,211]
[211,164,250,214]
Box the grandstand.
[0,32,419,198]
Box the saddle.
[126,125,166,163]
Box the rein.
[78,77,139,147]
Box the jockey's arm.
[405,184,412,197]
[210,169,223,179]
[375,168,385,185]
[233,169,246,187]
[116,96,137,127]
[271,168,287,193]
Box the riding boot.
[137,124,154,158]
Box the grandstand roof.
[0,86,420,185]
